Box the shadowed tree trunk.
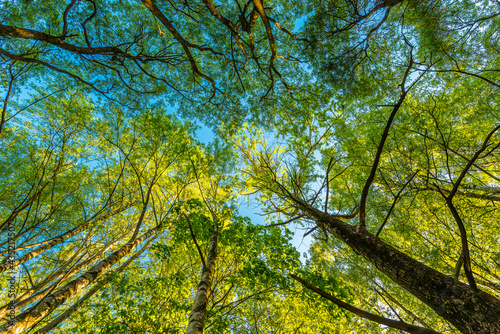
[0,237,123,319]
[295,199,500,333]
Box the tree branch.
[184,213,206,269]
[358,57,414,229]
[291,274,440,334]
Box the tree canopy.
[1,0,500,333]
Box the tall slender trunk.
[0,223,88,273]
[0,225,162,334]
[34,235,158,334]
[0,238,121,319]
[0,207,126,273]
[186,222,219,334]
[298,201,500,333]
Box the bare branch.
[376,170,419,237]
[60,0,77,38]
[358,56,414,229]
[184,213,206,269]
[291,274,441,334]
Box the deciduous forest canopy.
[1,0,500,333]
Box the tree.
[2,0,500,333]
[54,200,301,334]
[230,1,500,332]
[0,0,315,126]
[235,51,500,334]
[0,92,235,333]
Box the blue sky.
[195,124,312,264]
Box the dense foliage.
[1,0,499,333]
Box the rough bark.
[0,226,162,334]
[186,222,219,334]
[297,200,500,333]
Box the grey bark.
[0,238,121,319]
[34,235,157,334]
[0,225,162,334]
[186,221,219,334]
[295,198,500,333]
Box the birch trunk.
[0,225,162,334]
[0,224,88,274]
[0,238,121,319]
[0,207,127,273]
[186,222,219,334]
[34,235,158,334]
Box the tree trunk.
[0,223,88,274]
[186,222,219,334]
[0,238,121,319]
[298,201,500,333]
[0,206,128,273]
[33,235,157,334]
[0,225,162,334]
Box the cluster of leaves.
[57,199,304,333]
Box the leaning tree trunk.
[186,222,219,334]
[33,235,158,334]
[0,206,126,273]
[0,223,89,274]
[0,225,162,334]
[298,201,500,334]
[0,237,122,319]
